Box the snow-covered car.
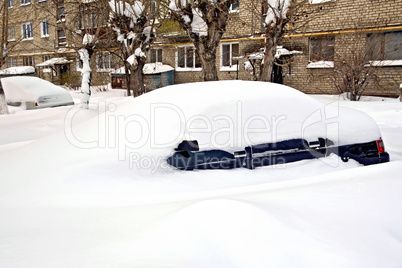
[1,76,74,109]
[165,81,389,170]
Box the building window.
[21,22,33,39]
[57,0,65,20]
[150,1,157,15]
[309,36,334,62]
[221,42,239,70]
[20,0,31,6]
[7,57,17,68]
[96,51,114,71]
[57,28,66,46]
[176,46,201,70]
[150,48,162,63]
[8,0,13,8]
[41,20,49,37]
[23,56,34,66]
[366,31,402,61]
[230,0,239,12]
[7,26,15,41]
[43,55,51,62]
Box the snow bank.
[1,76,73,106]
[102,81,381,161]
[0,81,400,268]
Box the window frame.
[220,42,240,71]
[229,0,239,13]
[20,0,31,6]
[8,0,14,8]
[308,36,335,63]
[7,25,15,41]
[96,51,115,72]
[7,57,17,68]
[21,22,33,40]
[366,31,402,63]
[175,45,202,71]
[150,48,162,63]
[23,56,35,67]
[57,27,66,47]
[41,20,50,37]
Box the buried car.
[1,76,74,109]
[164,81,389,170]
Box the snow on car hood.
[70,81,381,162]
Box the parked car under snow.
[1,76,74,109]
[163,81,389,170]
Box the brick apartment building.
[2,0,402,96]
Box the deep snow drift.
[0,81,401,267]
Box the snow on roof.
[111,63,174,74]
[143,63,174,74]
[247,46,302,60]
[36,57,73,67]
[0,66,35,75]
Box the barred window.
[21,22,33,39]
[366,31,402,61]
[309,36,334,62]
[97,51,115,71]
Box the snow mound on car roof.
[2,76,72,103]
[94,80,380,160]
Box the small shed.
[36,57,73,85]
[111,63,174,91]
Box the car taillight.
[35,103,39,107]
[376,139,385,153]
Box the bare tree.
[36,0,112,108]
[167,0,234,81]
[108,0,157,97]
[260,0,319,82]
[332,33,378,101]
[0,0,8,69]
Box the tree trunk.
[124,62,132,97]
[0,79,9,115]
[197,43,219,81]
[129,61,146,97]
[260,41,276,82]
[79,48,92,109]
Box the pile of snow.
[0,81,401,267]
[36,57,72,67]
[0,66,35,75]
[1,76,74,108]
[111,62,174,74]
[143,62,174,74]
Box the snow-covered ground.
[0,82,401,267]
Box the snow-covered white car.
[1,76,74,109]
[162,81,389,170]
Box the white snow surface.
[1,76,73,104]
[265,0,291,26]
[0,66,35,75]
[0,81,402,267]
